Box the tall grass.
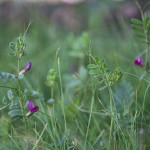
[0,2,150,150]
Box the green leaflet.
[131,17,150,46]
[0,71,16,82]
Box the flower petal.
[28,100,34,111]
[25,62,32,72]
[134,56,143,66]
[32,106,39,112]
[138,56,143,65]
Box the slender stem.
[57,57,68,147]
[23,20,32,38]
[145,43,149,70]
[123,71,149,83]
[11,124,13,150]
[109,94,114,149]
[0,85,17,90]
[84,45,95,150]
[58,58,67,129]
[51,87,54,98]
[84,90,95,150]
[104,76,115,149]
[109,113,114,149]
[17,58,27,134]
[39,110,58,121]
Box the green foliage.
[87,55,123,85]
[69,32,90,58]
[0,71,16,82]
[45,68,57,88]
[108,68,123,84]
[7,90,23,122]
[114,80,134,112]
[88,58,108,76]
[131,17,150,46]
[9,37,27,58]
[1,2,150,149]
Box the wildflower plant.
[9,37,28,130]
[87,55,123,86]
[1,2,150,149]
[0,36,39,135]
[131,3,150,70]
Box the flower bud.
[18,62,32,76]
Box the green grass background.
[0,1,150,150]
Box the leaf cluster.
[0,71,16,82]
[45,68,57,88]
[9,37,27,58]
[131,17,150,46]
[5,90,23,122]
[87,55,122,85]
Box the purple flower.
[18,62,32,76]
[26,100,39,118]
[25,62,32,72]
[134,56,143,67]
[28,100,39,112]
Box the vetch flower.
[26,100,39,117]
[18,62,32,76]
[28,100,39,112]
[134,56,143,67]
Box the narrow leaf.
[89,69,100,75]
[131,24,144,31]
[10,115,23,122]
[132,28,145,36]
[7,90,13,100]
[131,18,143,25]
[87,64,96,69]
[8,110,22,117]
[133,34,146,40]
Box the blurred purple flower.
[28,100,39,112]
[134,56,143,67]
[25,62,32,72]
[18,62,32,76]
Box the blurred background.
[0,0,148,78]
[1,0,150,149]
[0,0,150,104]
[0,0,148,100]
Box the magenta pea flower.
[28,100,39,112]
[134,56,143,67]
[26,100,39,117]
[18,62,32,76]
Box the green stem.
[57,57,67,131]
[105,78,114,149]
[123,71,149,84]
[109,114,114,149]
[84,90,95,150]
[39,110,57,121]
[17,58,27,134]
[145,43,149,70]
[84,46,95,150]
[57,57,68,149]
[0,85,17,90]
[51,87,54,98]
